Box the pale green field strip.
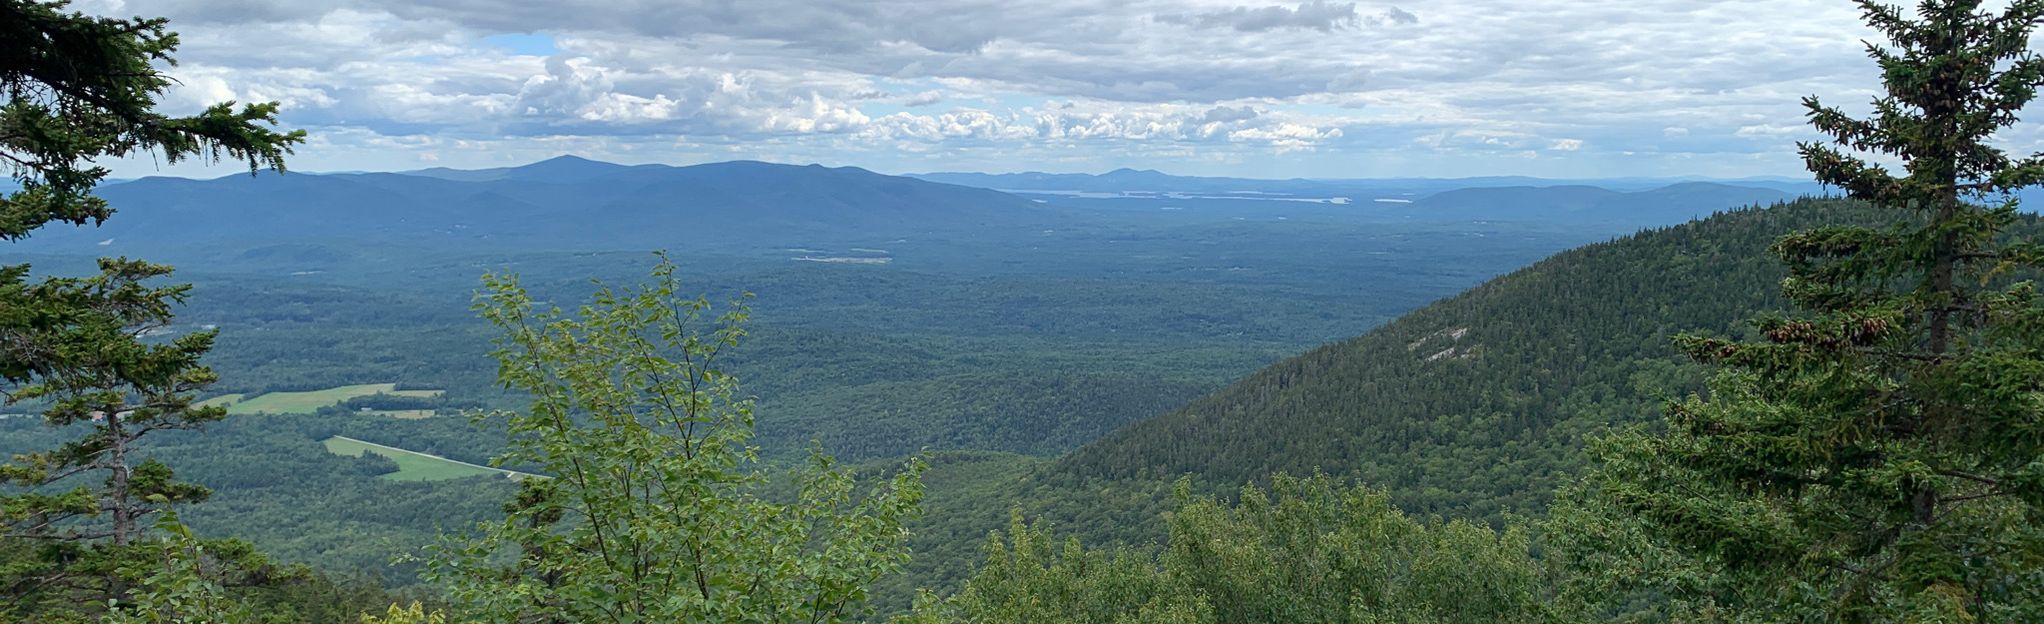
[198,383,446,415]
[365,409,437,420]
[322,436,539,482]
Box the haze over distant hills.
[2,155,1831,472]
[909,166,1836,229]
[909,167,1832,196]
[19,157,1043,257]
[0,154,1900,613]
[0,156,1857,279]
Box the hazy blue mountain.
[14,158,1048,259]
[911,168,1828,197]
[402,154,637,183]
[911,169,1523,194]
[911,168,1818,228]
[4,156,1836,277]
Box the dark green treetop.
[907,475,1556,624]
[0,0,302,620]
[1562,1,2044,621]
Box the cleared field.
[322,436,513,481]
[224,383,444,415]
[365,409,436,420]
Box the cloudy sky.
[77,0,2041,179]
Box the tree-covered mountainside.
[1056,198,2035,520]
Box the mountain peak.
[485,154,631,183]
[515,154,621,171]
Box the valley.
[0,158,1831,609]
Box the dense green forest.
[0,211,1606,606]
[1055,200,1930,519]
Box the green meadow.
[201,384,444,415]
[321,435,509,481]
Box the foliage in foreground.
[1561,1,2044,621]
[0,0,311,620]
[424,256,925,623]
[359,603,447,624]
[906,474,1558,624]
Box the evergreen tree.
[98,513,259,624]
[0,0,302,619]
[1562,1,2044,620]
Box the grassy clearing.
[223,383,444,415]
[365,409,437,420]
[322,436,511,481]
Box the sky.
[71,0,2044,179]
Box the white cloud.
[1735,124,1803,137]
[93,0,1990,178]
[515,57,613,117]
[163,73,238,113]
[761,94,872,133]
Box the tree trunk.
[106,410,134,547]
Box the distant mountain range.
[910,167,1829,229]
[4,156,1858,266]
[15,157,1047,258]
[909,168,1832,196]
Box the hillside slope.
[1055,199,1973,518]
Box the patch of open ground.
[202,384,445,415]
[322,435,533,481]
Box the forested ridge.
[1056,199,1951,518]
